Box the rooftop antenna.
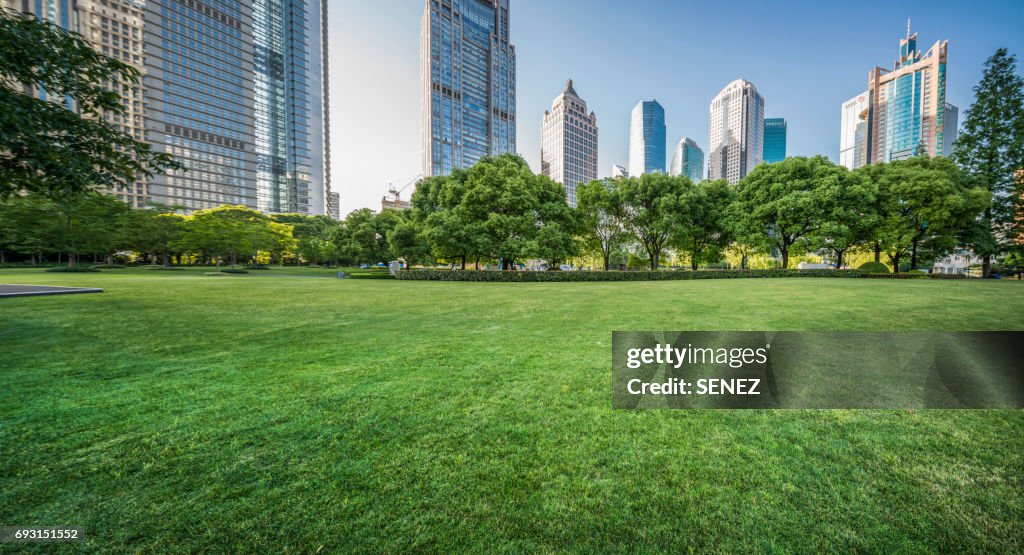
[906,18,911,39]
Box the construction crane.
[382,174,422,211]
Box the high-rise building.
[943,103,959,157]
[8,0,332,214]
[866,26,953,163]
[839,92,870,170]
[628,100,666,176]
[611,164,629,178]
[421,0,516,177]
[328,191,340,220]
[762,118,787,163]
[541,80,597,207]
[707,79,764,184]
[669,138,704,183]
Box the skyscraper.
[669,138,704,183]
[943,103,959,157]
[541,80,597,207]
[866,26,953,162]
[611,164,629,178]
[762,118,787,163]
[8,0,333,214]
[839,92,870,170]
[628,100,666,176]
[707,79,764,184]
[421,0,516,177]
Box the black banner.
[612,332,1024,409]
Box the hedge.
[394,269,865,282]
[862,272,968,280]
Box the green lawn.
[1,269,1022,553]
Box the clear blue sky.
[330,0,1024,214]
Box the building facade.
[9,0,332,214]
[762,118,786,163]
[421,0,516,177]
[611,164,629,178]
[866,29,954,163]
[669,137,704,183]
[839,91,869,170]
[707,79,764,184]
[541,80,597,207]
[628,100,666,176]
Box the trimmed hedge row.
[862,272,968,280]
[394,269,865,282]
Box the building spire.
[564,79,577,97]
[906,18,911,39]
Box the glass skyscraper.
[866,28,955,163]
[421,0,516,177]
[628,100,666,176]
[669,137,703,183]
[762,118,787,163]
[11,0,332,214]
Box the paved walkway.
[0,284,104,298]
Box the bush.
[147,266,184,271]
[45,266,100,273]
[861,273,933,279]
[245,264,271,270]
[204,272,231,277]
[858,261,890,274]
[90,264,126,269]
[220,268,249,274]
[394,269,864,282]
[347,272,394,280]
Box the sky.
[330,0,1024,215]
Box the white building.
[840,92,870,170]
[611,164,629,178]
[541,80,598,207]
[707,79,764,184]
[933,250,981,275]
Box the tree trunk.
[649,252,658,271]
[911,238,919,271]
[216,257,221,272]
[982,255,992,278]
[30,253,36,266]
[874,242,882,263]
[834,249,845,269]
[603,254,610,271]
[780,246,789,270]
[162,251,170,268]
[68,252,77,268]
[460,255,466,271]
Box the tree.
[621,173,686,270]
[388,219,432,268]
[127,206,186,267]
[676,179,735,270]
[953,48,1024,277]
[411,173,478,269]
[872,157,989,271]
[342,208,401,265]
[576,178,629,271]
[176,205,271,270]
[0,9,179,200]
[271,214,338,265]
[812,171,878,268]
[734,156,847,269]
[46,193,131,267]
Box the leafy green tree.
[734,156,848,269]
[457,154,575,270]
[872,157,990,271]
[410,173,480,269]
[46,193,131,267]
[0,195,59,264]
[177,205,273,270]
[953,48,1024,276]
[621,173,687,270]
[0,9,179,200]
[812,171,879,268]
[576,177,629,271]
[388,218,432,268]
[675,179,735,270]
[271,214,338,265]
[341,208,402,265]
[126,206,186,267]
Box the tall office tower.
[628,100,666,176]
[866,26,952,163]
[7,0,331,213]
[669,137,704,183]
[541,80,597,207]
[942,103,959,156]
[839,92,870,169]
[707,79,764,184]
[611,164,629,178]
[421,0,516,177]
[328,192,341,220]
[7,0,150,207]
[762,118,787,163]
[146,0,330,213]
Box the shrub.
[861,273,931,279]
[147,266,184,271]
[394,269,864,282]
[90,264,126,269]
[45,266,100,273]
[204,272,230,277]
[858,261,890,274]
[220,268,249,274]
[244,264,271,270]
[347,272,394,280]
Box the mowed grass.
[1,269,1023,553]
